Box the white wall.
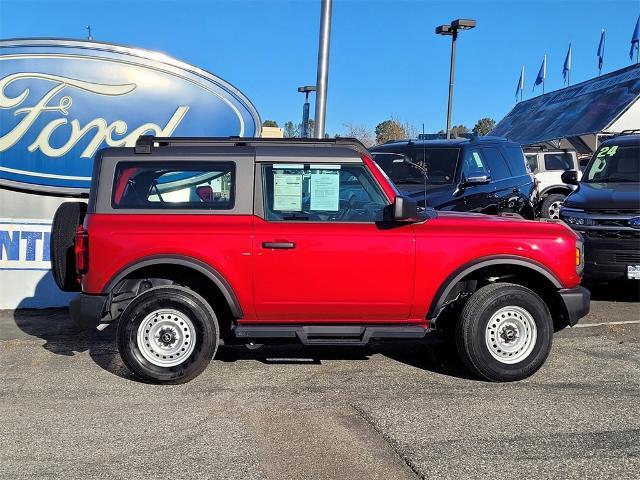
[0,188,79,309]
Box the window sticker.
[472,151,484,168]
[596,145,618,158]
[273,173,303,211]
[312,164,341,170]
[211,176,222,193]
[310,171,340,211]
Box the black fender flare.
[427,256,562,319]
[103,255,243,318]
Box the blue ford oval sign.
[629,217,640,229]
[0,39,261,193]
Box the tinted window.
[544,153,574,171]
[461,149,490,178]
[525,154,539,173]
[372,147,459,185]
[503,145,529,176]
[263,163,388,222]
[482,147,512,180]
[113,162,235,209]
[584,144,640,183]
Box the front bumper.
[69,293,108,329]
[582,236,640,279]
[558,286,590,326]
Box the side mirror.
[462,175,490,187]
[384,195,418,222]
[561,170,580,185]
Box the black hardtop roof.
[369,136,513,152]
[134,135,367,154]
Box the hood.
[563,182,640,211]
[395,183,454,208]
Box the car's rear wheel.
[117,286,219,384]
[50,201,87,291]
[541,193,565,219]
[455,283,553,382]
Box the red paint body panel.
[252,217,415,323]
[82,214,257,320]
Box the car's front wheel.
[541,193,566,219]
[117,286,219,384]
[455,283,553,381]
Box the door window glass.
[482,147,512,180]
[263,163,388,222]
[544,153,574,171]
[461,149,490,179]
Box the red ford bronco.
[51,136,590,384]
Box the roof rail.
[616,129,640,137]
[134,135,367,154]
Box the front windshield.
[584,144,639,183]
[372,148,460,185]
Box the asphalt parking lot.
[1,282,639,480]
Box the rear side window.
[525,154,538,174]
[482,147,512,180]
[544,153,574,171]
[112,162,235,209]
[502,145,528,176]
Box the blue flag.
[631,15,640,61]
[563,43,572,84]
[597,29,605,71]
[534,55,546,90]
[515,65,524,100]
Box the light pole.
[298,86,316,138]
[436,18,476,139]
[85,25,92,40]
[314,0,332,139]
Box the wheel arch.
[103,255,243,318]
[539,185,571,198]
[427,256,562,320]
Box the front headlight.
[560,209,594,227]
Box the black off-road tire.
[540,193,566,219]
[50,202,87,291]
[117,286,219,384]
[455,283,553,382]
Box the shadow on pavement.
[10,306,474,382]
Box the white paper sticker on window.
[310,171,339,211]
[273,173,303,211]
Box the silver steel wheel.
[485,306,537,364]
[548,200,562,219]
[136,309,196,367]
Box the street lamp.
[298,86,317,138]
[436,18,476,139]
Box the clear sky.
[1,0,639,136]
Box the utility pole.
[85,25,92,41]
[314,0,332,139]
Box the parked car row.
[370,133,640,282]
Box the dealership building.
[0,39,261,309]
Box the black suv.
[560,133,640,280]
[370,137,536,219]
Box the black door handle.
[262,242,295,249]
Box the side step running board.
[233,324,427,346]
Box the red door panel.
[252,217,415,323]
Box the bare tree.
[343,123,374,147]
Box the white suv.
[524,148,581,219]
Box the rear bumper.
[69,293,108,329]
[558,286,590,326]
